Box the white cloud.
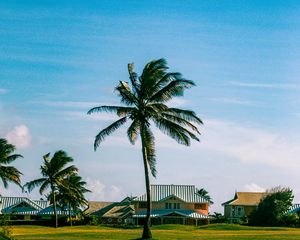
[199,120,300,170]
[244,183,266,192]
[0,88,8,94]
[166,98,187,107]
[85,177,125,201]
[229,81,300,90]
[5,125,32,149]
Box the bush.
[0,215,14,240]
[248,187,294,227]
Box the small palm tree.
[24,150,78,228]
[56,174,90,226]
[0,138,23,189]
[88,59,202,239]
[197,188,214,204]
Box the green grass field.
[11,224,300,240]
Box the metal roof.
[0,196,49,215]
[133,209,210,219]
[288,204,300,214]
[133,184,208,203]
[37,205,75,216]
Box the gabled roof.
[222,192,267,206]
[96,197,134,219]
[0,196,49,215]
[85,201,114,215]
[134,209,210,219]
[133,184,208,203]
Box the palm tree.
[56,173,90,226]
[88,58,202,239]
[24,150,78,228]
[0,138,23,189]
[197,188,214,204]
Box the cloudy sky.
[1,0,300,212]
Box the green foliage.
[0,138,23,188]
[197,188,214,204]
[210,212,227,224]
[248,187,294,227]
[0,215,14,240]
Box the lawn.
[11,224,300,240]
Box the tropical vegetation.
[0,138,23,189]
[249,187,297,227]
[88,58,202,239]
[24,150,78,228]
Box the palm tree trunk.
[141,125,152,239]
[51,186,58,228]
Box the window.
[194,203,203,209]
[237,207,243,216]
[139,202,147,208]
[165,203,172,209]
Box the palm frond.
[168,108,203,125]
[149,79,195,103]
[128,63,141,95]
[94,116,127,150]
[115,81,138,106]
[87,105,135,117]
[161,113,200,134]
[24,178,48,193]
[154,118,200,146]
[127,120,140,144]
[142,126,156,177]
[55,165,78,180]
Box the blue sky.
[1,0,300,212]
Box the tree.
[248,187,294,226]
[0,138,23,189]
[55,173,90,226]
[197,188,214,204]
[88,59,202,239]
[24,150,78,228]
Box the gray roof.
[133,184,208,203]
[134,209,210,219]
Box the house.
[132,184,210,225]
[90,197,134,224]
[0,196,48,220]
[222,192,267,223]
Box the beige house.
[132,184,210,225]
[222,192,267,223]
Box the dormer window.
[165,202,180,209]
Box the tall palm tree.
[88,58,202,239]
[56,173,90,226]
[24,150,77,228]
[0,138,23,189]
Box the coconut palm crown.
[0,138,23,188]
[88,58,202,239]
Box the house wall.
[135,200,209,215]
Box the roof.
[0,196,49,215]
[134,209,210,219]
[222,192,267,206]
[37,205,75,216]
[288,204,300,214]
[96,197,135,219]
[134,184,208,203]
[85,201,114,215]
